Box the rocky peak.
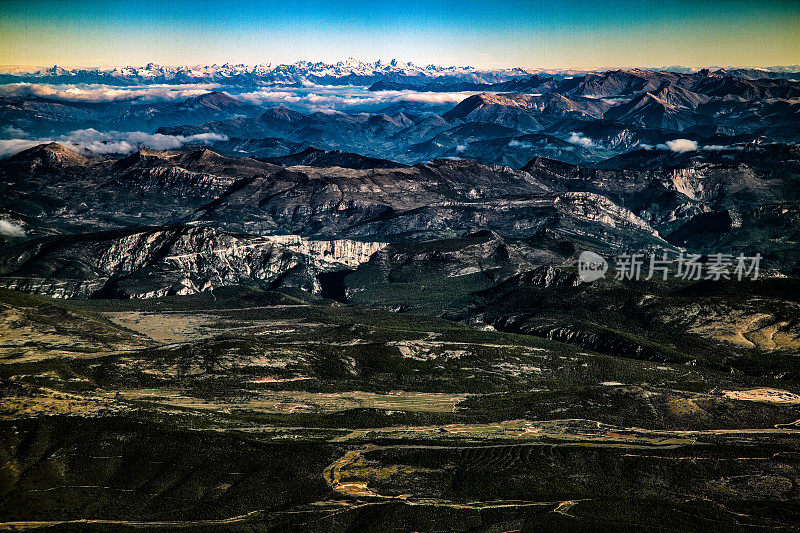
[261,105,305,123]
[113,147,180,170]
[186,91,241,111]
[9,143,90,168]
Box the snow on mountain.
[1,59,534,86]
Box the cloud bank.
[567,132,595,148]
[508,139,534,149]
[0,83,222,103]
[0,220,26,237]
[0,129,228,158]
[59,129,228,154]
[235,86,477,111]
[0,139,46,158]
[0,81,476,112]
[663,139,698,153]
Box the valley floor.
[1,287,800,531]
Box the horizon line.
[1,60,799,73]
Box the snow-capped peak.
[7,60,537,87]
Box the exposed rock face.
[2,142,798,286]
[474,266,583,299]
[0,278,107,300]
[3,143,795,254]
[0,226,387,298]
[554,192,660,235]
[522,148,800,253]
[111,165,237,197]
[304,238,388,269]
[196,158,666,246]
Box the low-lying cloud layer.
[0,129,227,158]
[663,139,699,153]
[0,83,222,103]
[508,139,534,149]
[0,220,26,238]
[567,132,596,148]
[60,129,228,154]
[0,139,45,158]
[235,86,478,111]
[640,139,736,153]
[0,82,477,112]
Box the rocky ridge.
[0,226,387,298]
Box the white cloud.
[58,129,228,154]
[236,90,301,106]
[186,133,229,143]
[235,86,476,110]
[0,220,25,237]
[663,139,698,153]
[0,129,228,158]
[1,125,27,137]
[0,81,476,115]
[508,139,534,149]
[309,108,349,116]
[702,144,742,151]
[69,140,136,154]
[567,132,595,148]
[0,83,222,103]
[390,91,476,105]
[0,139,45,158]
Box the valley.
[2,286,800,530]
[1,61,799,531]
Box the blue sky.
[1,0,798,68]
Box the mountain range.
[0,59,534,86]
[2,60,799,86]
[155,70,798,164]
[1,136,797,298]
[4,68,799,168]
[2,61,800,530]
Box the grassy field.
[1,285,800,531]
